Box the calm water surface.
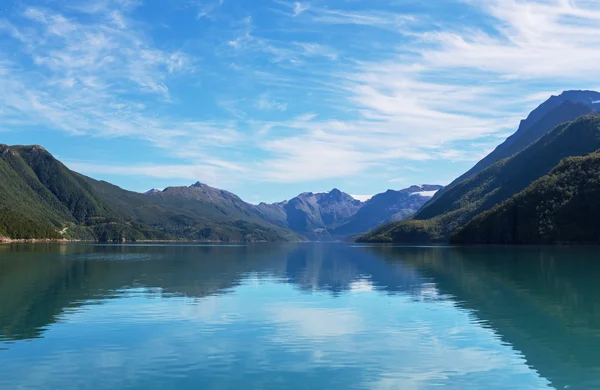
[1,243,600,389]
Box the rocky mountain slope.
[258,185,441,240]
[333,185,442,237]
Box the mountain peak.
[556,90,600,102]
[320,188,358,204]
[145,188,161,195]
[191,181,203,188]
[11,144,48,153]
[324,188,344,200]
[524,90,600,127]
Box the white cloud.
[0,5,194,140]
[293,42,339,60]
[64,161,242,189]
[293,2,309,17]
[196,0,225,19]
[256,94,288,111]
[259,135,374,182]
[252,0,600,184]
[387,178,405,183]
[306,7,415,29]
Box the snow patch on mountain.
[351,194,374,202]
[410,190,439,198]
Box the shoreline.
[0,238,84,244]
[0,238,297,244]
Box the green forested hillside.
[452,151,600,244]
[0,145,301,242]
[359,115,600,243]
[80,178,304,242]
[0,145,169,241]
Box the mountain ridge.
[441,90,600,192]
[258,185,442,240]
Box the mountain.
[359,91,600,243]
[359,114,600,243]
[333,185,442,237]
[0,144,438,243]
[257,185,441,240]
[0,145,169,242]
[448,90,600,187]
[80,179,304,242]
[0,145,302,242]
[256,189,362,240]
[452,150,600,244]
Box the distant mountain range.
[360,90,600,244]
[0,144,438,242]
[256,185,442,240]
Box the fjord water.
[1,244,600,389]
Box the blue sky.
[1,0,600,203]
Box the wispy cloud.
[196,0,225,19]
[293,2,309,17]
[225,17,339,64]
[256,94,288,111]
[0,4,213,150]
[309,8,415,29]
[387,178,405,183]
[64,161,243,189]
[415,0,600,80]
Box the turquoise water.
[1,243,600,389]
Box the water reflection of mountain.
[0,243,427,342]
[3,243,600,389]
[368,246,600,390]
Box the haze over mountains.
[360,90,600,244]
